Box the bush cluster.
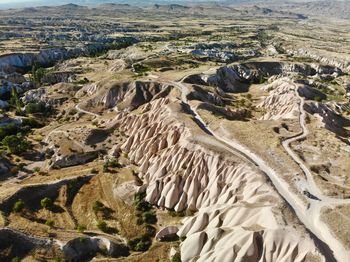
[127,235,152,252]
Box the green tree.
[25,102,46,114]
[11,257,21,262]
[93,200,105,214]
[45,219,55,228]
[40,197,53,209]
[2,135,30,154]
[127,235,152,252]
[77,224,87,233]
[142,211,157,224]
[96,220,108,232]
[0,124,19,140]
[32,64,46,84]
[10,87,23,111]
[172,253,181,262]
[13,199,25,212]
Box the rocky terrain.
[0,1,349,261]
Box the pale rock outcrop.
[50,151,98,169]
[41,71,76,85]
[22,83,80,106]
[0,72,26,84]
[0,228,54,258]
[62,236,129,260]
[107,88,323,261]
[304,102,350,137]
[178,203,322,261]
[258,78,300,120]
[76,80,174,111]
[202,61,341,93]
[0,45,108,73]
[287,48,350,73]
[155,226,179,241]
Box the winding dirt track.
[75,103,100,117]
[171,77,350,262]
[11,71,349,260]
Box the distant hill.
[0,0,349,21]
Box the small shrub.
[96,220,108,233]
[168,210,185,217]
[314,96,323,102]
[33,67,46,83]
[128,235,152,252]
[77,224,87,233]
[135,201,152,212]
[133,192,146,206]
[144,224,156,237]
[91,168,98,174]
[133,64,150,75]
[40,197,53,209]
[172,252,181,262]
[13,199,25,212]
[2,135,30,155]
[74,78,89,85]
[11,257,21,262]
[25,102,47,114]
[103,162,109,172]
[22,117,44,128]
[136,217,144,225]
[142,211,157,224]
[93,200,105,214]
[0,124,19,141]
[45,219,55,228]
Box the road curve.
[172,77,350,262]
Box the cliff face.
[184,61,342,93]
[0,45,106,73]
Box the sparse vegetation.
[45,219,55,228]
[9,87,23,111]
[74,77,90,85]
[91,168,99,174]
[93,200,105,214]
[25,102,48,114]
[96,220,108,233]
[32,65,47,84]
[40,197,53,209]
[103,157,120,172]
[2,135,30,154]
[77,224,87,233]
[142,210,157,224]
[127,235,152,252]
[134,193,157,222]
[133,64,151,75]
[172,252,182,262]
[13,199,25,213]
[0,3,349,261]
[11,257,21,262]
